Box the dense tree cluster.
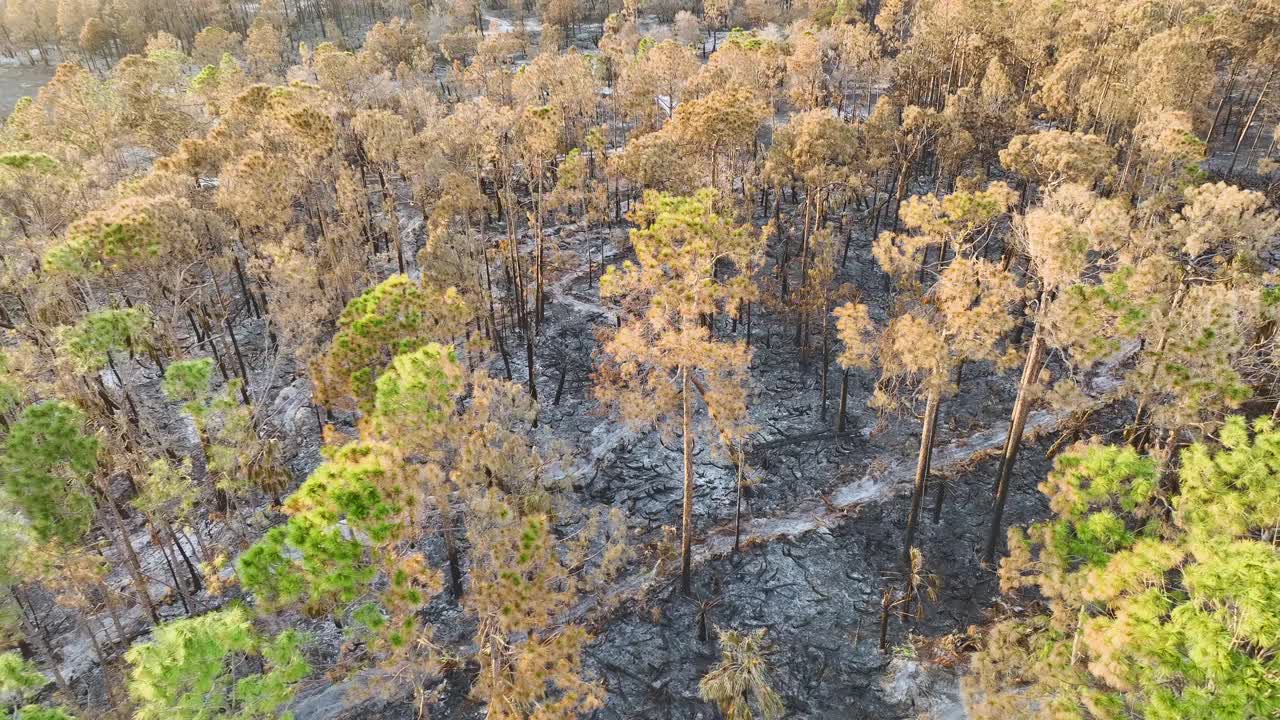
[0,0,1277,718]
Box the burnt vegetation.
[0,1,1278,719]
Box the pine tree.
[0,651,76,720]
[0,400,97,545]
[163,358,288,533]
[854,182,1022,567]
[982,181,1133,565]
[598,189,763,594]
[312,274,473,412]
[969,416,1280,720]
[125,606,309,720]
[237,439,439,662]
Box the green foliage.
[0,152,58,173]
[237,442,414,620]
[61,307,152,371]
[0,651,47,701]
[13,706,76,720]
[43,195,200,276]
[314,275,471,411]
[0,401,98,544]
[1,650,74,720]
[724,28,765,50]
[0,353,20,417]
[162,358,215,418]
[972,418,1280,720]
[1176,415,1280,541]
[192,65,219,91]
[126,606,308,720]
[370,343,462,434]
[0,516,29,640]
[132,457,199,522]
[162,357,284,504]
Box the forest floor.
[0,59,55,117]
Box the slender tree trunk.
[553,357,568,406]
[197,312,230,382]
[99,493,161,625]
[78,613,113,710]
[732,450,743,553]
[680,366,695,595]
[153,522,192,615]
[488,312,513,381]
[878,589,892,652]
[535,175,546,330]
[232,256,261,319]
[1227,70,1275,178]
[903,386,941,569]
[1205,62,1240,142]
[820,300,832,420]
[166,521,202,593]
[932,361,964,524]
[837,369,850,434]
[524,326,538,402]
[224,317,252,405]
[982,327,1046,565]
[775,191,789,301]
[14,589,71,698]
[438,494,464,599]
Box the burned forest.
[0,0,1278,719]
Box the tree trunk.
[732,450,743,553]
[13,589,71,698]
[903,386,941,570]
[232,255,261,319]
[524,325,538,402]
[553,357,568,406]
[1205,63,1240,143]
[982,327,1045,565]
[224,317,253,405]
[680,366,695,595]
[1227,70,1275,179]
[820,301,832,420]
[166,521,203,594]
[533,173,545,331]
[775,191,789,300]
[154,522,192,615]
[99,493,161,625]
[837,369,850,434]
[878,589,892,652]
[438,494,464,599]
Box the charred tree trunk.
[837,369,850,434]
[982,327,1045,565]
[903,386,941,570]
[97,489,161,625]
[439,494,464,599]
[680,365,695,595]
[13,589,71,698]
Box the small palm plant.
[698,628,785,720]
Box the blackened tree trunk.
[903,386,941,570]
[680,366,695,595]
[982,327,1046,565]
